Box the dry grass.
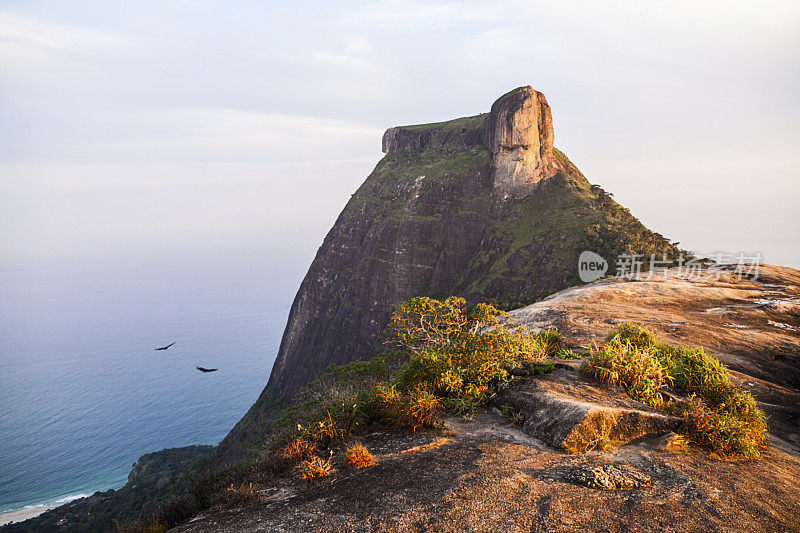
[371,384,441,431]
[563,409,619,453]
[404,387,441,430]
[665,433,690,453]
[297,412,345,448]
[397,437,451,455]
[297,456,336,480]
[280,437,317,460]
[345,443,376,468]
[213,483,262,507]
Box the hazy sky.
[1,0,799,269]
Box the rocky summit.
[219,87,680,461]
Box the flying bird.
[155,342,175,351]
[196,366,218,373]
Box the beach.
[0,506,56,526]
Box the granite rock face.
[485,86,563,199]
[382,86,563,199]
[382,116,487,154]
[218,87,680,460]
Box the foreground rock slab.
[491,369,681,452]
[511,265,800,454]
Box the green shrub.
[527,362,554,375]
[656,344,732,401]
[536,329,563,357]
[390,297,537,409]
[669,393,768,460]
[586,324,768,460]
[605,323,657,349]
[581,336,671,407]
[558,349,582,359]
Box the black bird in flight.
[155,342,175,351]
[196,366,218,373]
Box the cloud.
[0,108,383,194]
[332,0,497,31]
[0,13,131,74]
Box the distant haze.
[1,0,799,269]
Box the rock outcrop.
[491,369,682,452]
[485,86,562,199]
[218,87,680,461]
[510,264,800,454]
[382,114,487,154]
[381,87,563,199]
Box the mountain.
[218,86,680,460]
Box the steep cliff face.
[486,86,561,199]
[219,86,680,459]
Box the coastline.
[0,506,56,526]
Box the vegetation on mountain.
[131,312,767,530]
[582,324,768,459]
[0,445,213,533]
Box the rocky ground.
[511,264,800,454]
[174,265,800,532]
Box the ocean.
[0,247,307,515]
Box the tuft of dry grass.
[664,433,690,453]
[345,443,376,468]
[404,387,441,431]
[213,483,262,507]
[297,456,335,480]
[563,409,619,453]
[370,384,441,431]
[280,437,317,461]
[397,437,451,455]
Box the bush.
[586,324,769,460]
[606,323,657,349]
[297,456,335,480]
[367,384,441,430]
[536,329,563,357]
[558,348,582,359]
[390,297,538,410]
[581,336,671,407]
[272,355,396,450]
[345,443,376,468]
[670,393,768,460]
[153,495,197,528]
[213,483,261,507]
[280,437,317,461]
[115,518,167,533]
[403,386,441,430]
[527,362,554,375]
[657,344,731,401]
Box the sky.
[1,0,799,270]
